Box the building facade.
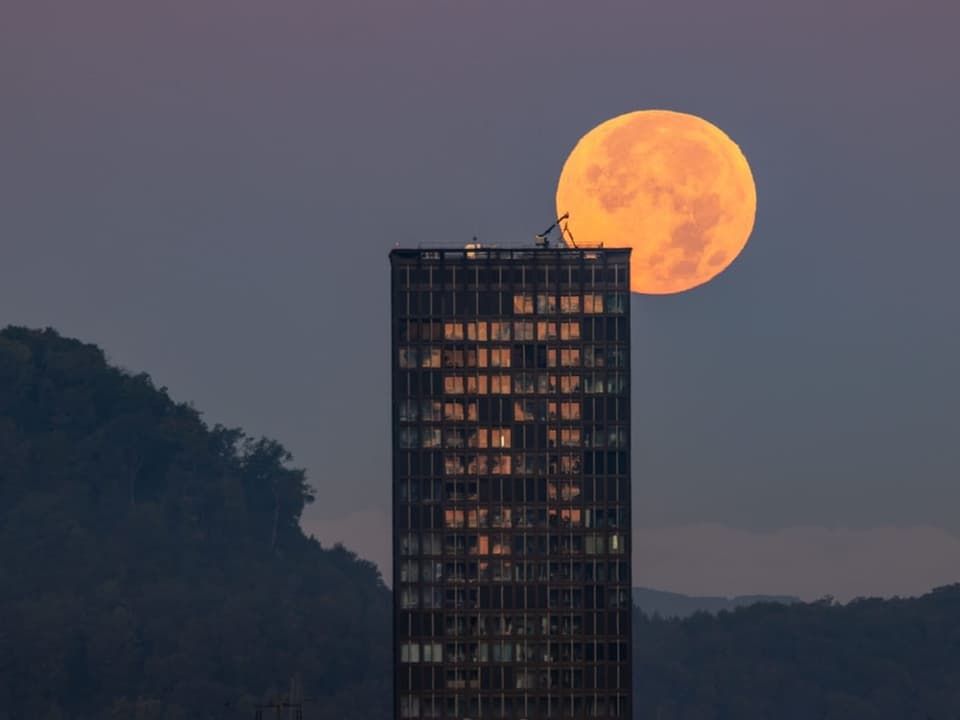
[390,246,632,720]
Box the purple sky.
[2,0,958,599]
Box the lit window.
[560,294,581,313]
[610,534,625,553]
[561,401,581,420]
[443,401,464,421]
[490,374,511,394]
[444,376,465,394]
[466,375,488,394]
[467,429,488,448]
[560,348,581,367]
[560,375,581,393]
[492,428,512,448]
[560,321,580,340]
[537,321,558,340]
[444,322,464,340]
[490,322,511,340]
[489,347,511,367]
[513,400,534,421]
[466,321,488,341]
[490,454,512,474]
[513,294,534,314]
[561,428,581,447]
[584,294,604,313]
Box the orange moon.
[556,110,756,294]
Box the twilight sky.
[3,0,958,600]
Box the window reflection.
[537,321,557,340]
[489,347,510,367]
[560,321,580,340]
[559,294,581,313]
[466,321,488,341]
[466,375,488,394]
[490,322,511,340]
[444,376,465,394]
[584,294,604,313]
[513,295,534,314]
[513,321,535,340]
[536,294,556,313]
[490,374,511,394]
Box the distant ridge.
[633,586,799,618]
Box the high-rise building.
[390,245,632,720]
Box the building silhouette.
[390,245,632,719]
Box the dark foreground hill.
[0,327,390,719]
[2,327,959,719]
[633,586,960,719]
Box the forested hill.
[0,326,391,719]
[633,585,960,719]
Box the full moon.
[555,109,756,295]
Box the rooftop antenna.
[535,212,572,248]
[560,215,578,248]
